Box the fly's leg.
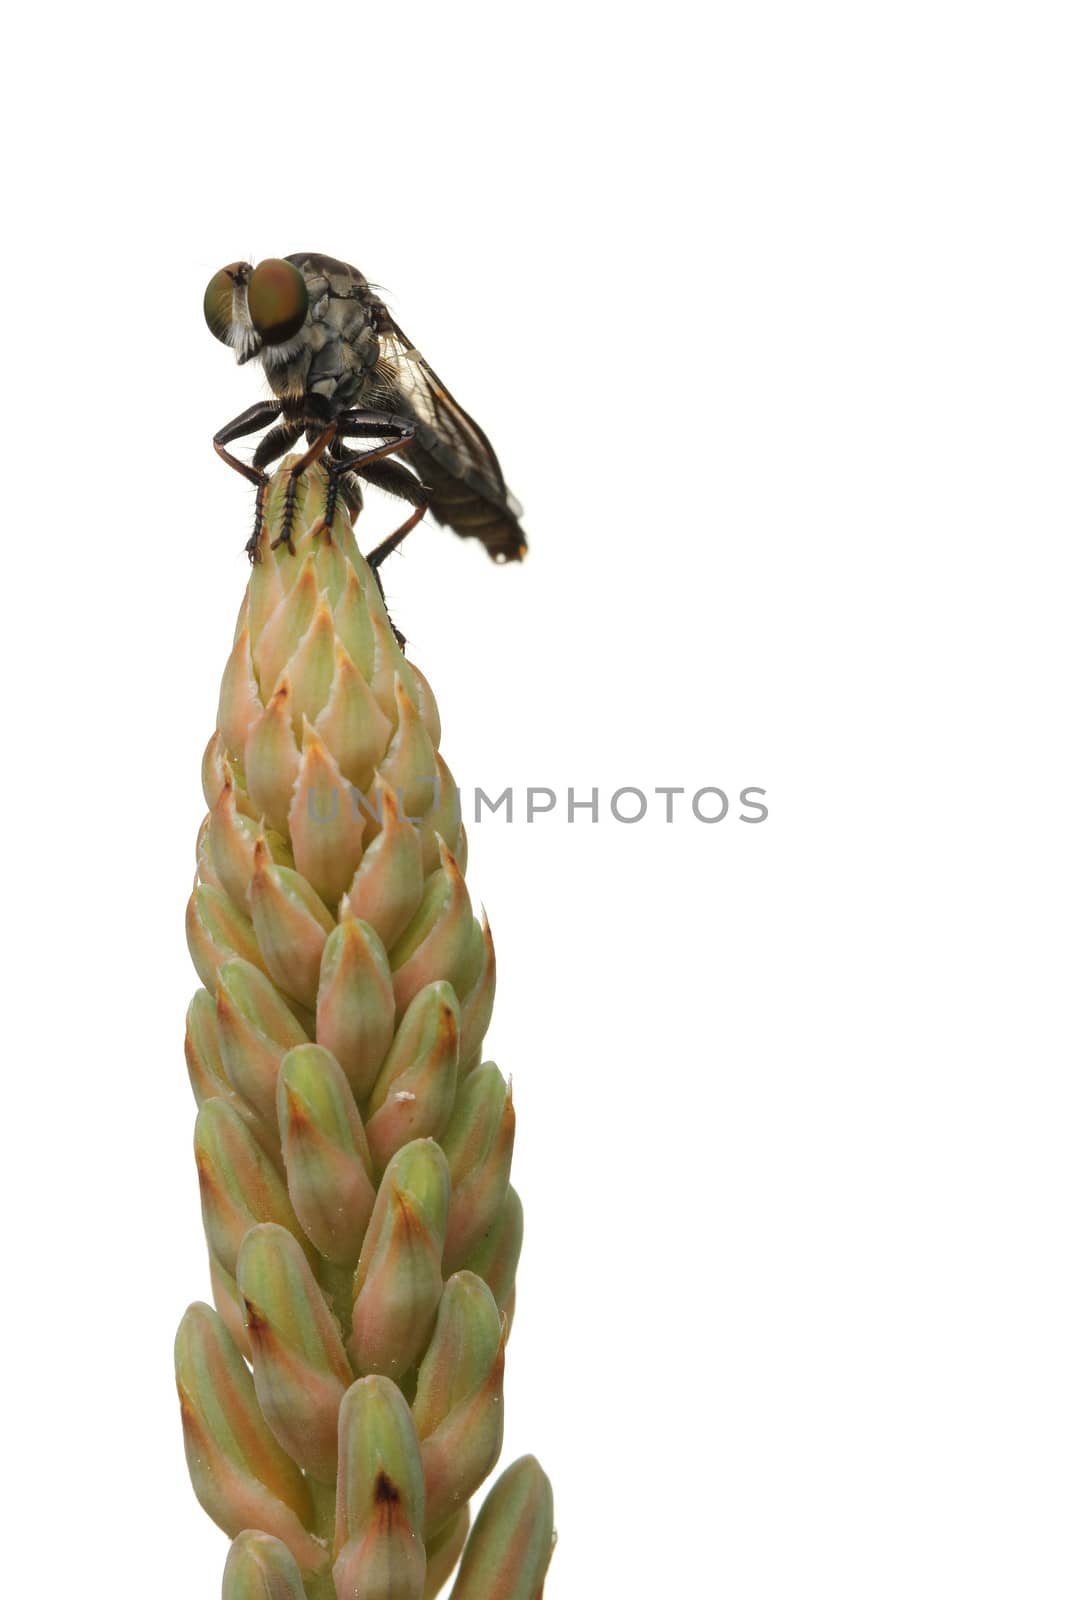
[274,424,339,553]
[213,399,283,484]
[323,470,342,545]
[213,400,291,561]
[248,419,305,557]
[367,502,429,575]
[321,411,419,539]
[364,500,429,652]
[324,411,427,650]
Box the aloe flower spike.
[176,459,553,1596]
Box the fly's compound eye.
[203,262,250,344]
[247,258,309,346]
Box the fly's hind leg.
[322,409,418,536]
[366,501,429,576]
[325,411,435,648]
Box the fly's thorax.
[260,258,382,412]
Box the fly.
[203,254,527,582]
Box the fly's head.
[203,257,312,374]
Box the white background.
[2,3,1064,1596]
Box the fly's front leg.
[213,400,285,560]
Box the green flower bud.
[364,981,460,1176]
[313,639,393,793]
[237,1222,353,1481]
[342,780,424,952]
[288,722,366,906]
[277,1046,376,1266]
[413,1272,506,1537]
[462,1185,524,1313]
[186,882,263,991]
[315,918,395,1100]
[174,1303,326,1576]
[390,843,477,1018]
[216,959,309,1126]
[210,762,291,909]
[283,599,336,732]
[348,1140,450,1380]
[332,1375,427,1600]
[407,659,441,748]
[440,1064,515,1274]
[194,1099,307,1276]
[377,678,438,823]
[254,557,318,704]
[218,623,261,760]
[249,843,334,1009]
[222,1530,309,1600]
[458,917,496,1077]
[449,1456,555,1600]
[245,678,302,835]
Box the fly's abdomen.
[410,445,527,563]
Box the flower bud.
[237,1222,353,1481]
[289,723,366,907]
[210,762,290,909]
[364,981,459,1176]
[458,916,496,1077]
[314,639,392,791]
[218,623,262,759]
[245,679,302,835]
[462,1185,524,1313]
[390,842,477,1019]
[222,1530,308,1600]
[449,1456,555,1600]
[249,842,335,1008]
[315,918,395,1100]
[377,678,438,824]
[277,1045,376,1265]
[368,611,420,723]
[216,958,309,1126]
[348,1139,450,1380]
[254,557,318,702]
[407,660,441,750]
[341,781,424,952]
[440,1064,515,1274]
[418,753,462,873]
[332,1375,427,1600]
[186,883,263,991]
[285,600,336,732]
[202,729,227,810]
[184,988,227,1107]
[332,567,375,681]
[412,1272,506,1537]
[194,1098,307,1276]
[332,1514,425,1600]
[174,1302,326,1575]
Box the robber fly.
[203,253,527,579]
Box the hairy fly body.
[204,254,527,581]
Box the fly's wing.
[365,311,527,562]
